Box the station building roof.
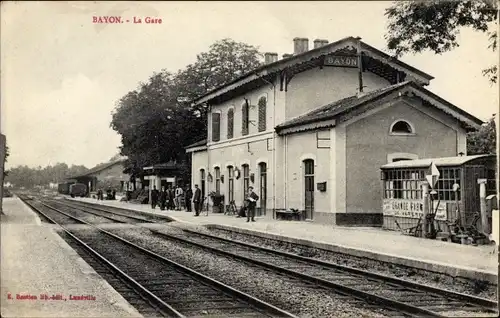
[67,159,126,179]
[192,36,434,106]
[276,81,483,135]
[380,154,496,169]
[143,161,183,170]
[185,138,207,153]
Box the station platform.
[68,197,498,284]
[0,197,142,318]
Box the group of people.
[96,188,116,201]
[149,183,259,222]
[150,184,193,211]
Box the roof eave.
[407,83,484,129]
[186,145,208,153]
[192,37,434,105]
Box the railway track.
[21,197,94,225]
[59,199,172,223]
[48,199,164,224]
[150,228,499,317]
[20,197,297,318]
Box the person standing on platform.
[193,184,201,216]
[159,186,167,210]
[151,186,159,210]
[245,186,259,222]
[175,185,184,211]
[185,186,193,212]
[167,185,175,210]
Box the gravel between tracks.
[185,225,497,300]
[109,226,389,318]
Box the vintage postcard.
[1,1,499,317]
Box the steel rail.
[45,200,132,224]
[182,228,498,310]
[22,197,297,318]
[21,198,182,317]
[56,199,160,223]
[151,228,497,317]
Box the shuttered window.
[212,113,221,142]
[242,102,249,136]
[258,97,266,132]
[227,109,234,139]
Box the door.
[463,165,485,224]
[259,163,267,216]
[304,159,315,219]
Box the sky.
[1,1,499,169]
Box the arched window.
[227,166,234,203]
[214,167,221,192]
[227,108,234,139]
[258,97,267,132]
[390,120,414,134]
[242,101,249,136]
[212,112,221,141]
[200,169,206,199]
[242,164,250,199]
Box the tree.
[5,163,89,188]
[111,39,263,183]
[3,145,8,178]
[467,116,497,155]
[109,153,124,162]
[385,0,498,83]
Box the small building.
[380,154,496,231]
[67,159,129,193]
[141,161,186,191]
[186,36,484,226]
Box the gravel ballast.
[109,226,391,318]
[199,226,497,301]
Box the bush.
[209,191,224,206]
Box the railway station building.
[67,158,129,194]
[185,36,484,226]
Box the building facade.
[186,36,483,226]
[68,159,129,193]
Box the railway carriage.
[57,182,74,195]
[69,183,88,197]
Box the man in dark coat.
[151,186,159,209]
[167,185,175,210]
[185,186,193,212]
[193,184,202,216]
[159,186,167,210]
[245,186,259,222]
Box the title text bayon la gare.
[92,16,162,24]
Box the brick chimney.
[293,37,309,55]
[264,52,278,64]
[270,52,278,63]
[313,39,329,49]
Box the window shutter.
[242,104,249,136]
[227,109,234,139]
[212,113,220,142]
[258,97,266,132]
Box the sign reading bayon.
[324,55,358,68]
[383,199,447,221]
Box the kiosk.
[380,154,496,235]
